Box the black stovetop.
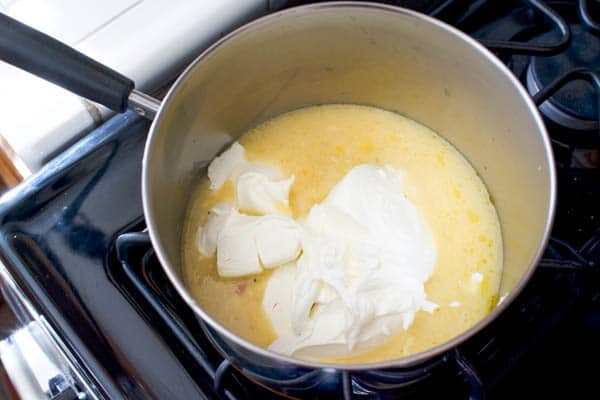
[0,1,598,399]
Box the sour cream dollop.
[263,165,437,357]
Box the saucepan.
[0,2,555,397]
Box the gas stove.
[0,1,598,399]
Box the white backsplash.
[0,0,280,174]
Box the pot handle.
[0,12,150,116]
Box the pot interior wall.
[145,5,552,306]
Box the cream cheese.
[199,206,301,277]
[236,173,294,215]
[196,203,235,255]
[207,141,245,191]
[206,141,292,214]
[199,142,300,277]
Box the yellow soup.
[182,104,503,363]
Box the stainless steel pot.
[0,2,555,397]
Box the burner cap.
[527,24,600,131]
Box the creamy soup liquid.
[182,104,502,363]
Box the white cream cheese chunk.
[263,164,438,357]
[216,211,263,277]
[196,203,235,255]
[231,162,281,182]
[199,141,302,277]
[207,141,294,215]
[197,206,301,277]
[236,173,294,215]
[208,142,245,190]
[255,215,302,268]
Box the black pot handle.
[0,12,134,113]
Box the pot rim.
[142,1,556,371]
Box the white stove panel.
[0,0,276,174]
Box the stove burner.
[526,17,600,131]
[1,2,600,399]
[112,231,482,399]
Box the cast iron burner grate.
[109,225,598,399]
[432,0,600,168]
